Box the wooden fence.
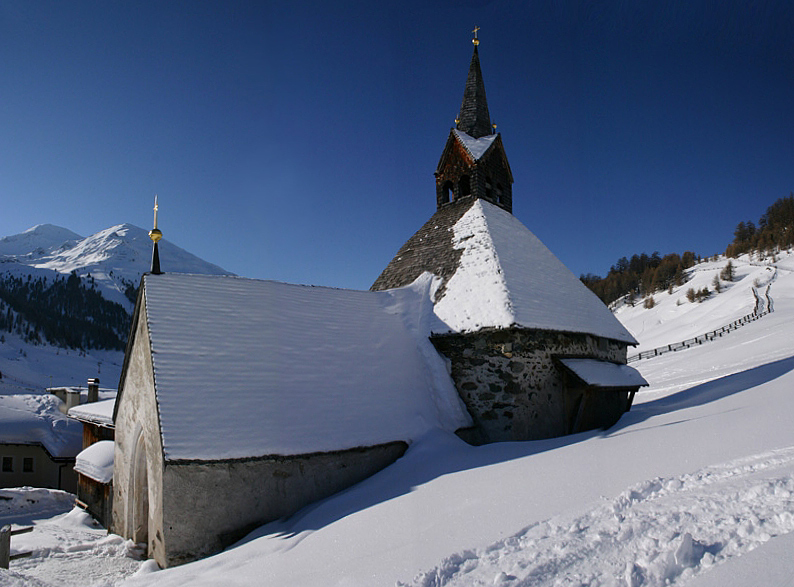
[0,524,33,569]
[628,278,775,364]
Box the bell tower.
[435,28,514,213]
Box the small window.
[2,456,12,472]
[459,175,471,197]
[442,180,453,204]
[495,184,503,204]
[23,457,34,473]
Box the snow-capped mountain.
[0,224,83,258]
[0,223,232,310]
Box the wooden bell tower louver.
[435,28,514,213]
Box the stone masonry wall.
[431,328,627,443]
[160,441,407,566]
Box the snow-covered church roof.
[373,199,636,344]
[135,273,470,462]
[433,200,637,343]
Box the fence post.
[0,525,33,569]
[0,525,9,569]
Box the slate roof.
[456,45,492,139]
[127,274,470,461]
[374,200,637,345]
[371,198,475,294]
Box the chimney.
[87,378,100,403]
[48,387,67,404]
[65,389,81,413]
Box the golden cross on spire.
[472,25,480,46]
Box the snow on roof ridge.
[68,398,116,427]
[145,271,370,293]
[433,200,637,344]
[453,129,497,161]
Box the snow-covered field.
[2,251,793,586]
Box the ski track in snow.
[401,447,794,587]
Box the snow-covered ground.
[0,488,146,586]
[2,251,793,586]
[0,329,123,396]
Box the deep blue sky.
[1,1,792,289]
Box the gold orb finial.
[472,25,480,46]
[149,195,162,242]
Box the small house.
[0,394,82,492]
[69,387,116,528]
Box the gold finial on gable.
[149,195,162,243]
[472,26,480,46]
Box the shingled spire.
[433,29,513,214]
[456,30,492,139]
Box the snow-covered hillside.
[0,223,232,310]
[614,253,783,357]
[2,251,793,587]
[0,223,233,394]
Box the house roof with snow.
[74,440,114,483]
[558,358,648,389]
[373,199,637,344]
[0,394,83,458]
[116,273,471,462]
[69,398,116,428]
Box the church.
[111,33,646,567]
[372,33,645,443]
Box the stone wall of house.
[431,328,627,443]
[159,441,407,566]
[112,297,167,566]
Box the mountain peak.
[0,222,233,310]
[0,224,83,257]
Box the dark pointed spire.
[149,195,163,275]
[456,28,492,139]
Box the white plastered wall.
[112,294,167,566]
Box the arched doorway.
[129,430,149,547]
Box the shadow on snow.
[237,354,794,546]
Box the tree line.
[725,194,794,258]
[581,195,793,306]
[580,251,698,307]
[0,271,131,350]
